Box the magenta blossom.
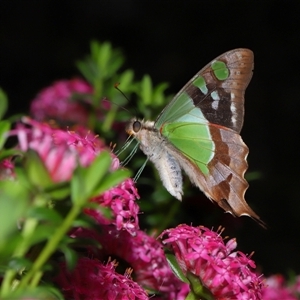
[55,257,149,300]
[160,224,264,300]
[30,78,93,125]
[71,225,189,299]
[12,117,140,234]
[85,178,140,235]
[0,159,15,180]
[14,117,104,182]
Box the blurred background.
[0,1,299,277]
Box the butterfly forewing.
[155,49,253,133]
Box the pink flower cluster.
[15,117,104,182]
[13,115,141,236]
[161,224,264,299]
[55,258,149,300]
[70,225,188,299]
[30,78,92,125]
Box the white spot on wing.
[212,100,219,110]
[211,91,220,101]
[230,101,237,125]
[230,102,236,113]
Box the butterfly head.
[126,119,155,138]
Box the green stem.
[17,204,81,289]
[0,195,44,297]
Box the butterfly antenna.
[115,135,135,156]
[134,158,149,182]
[121,141,140,166]
[101,97,132,115]
[114,83,138,116]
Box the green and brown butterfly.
[126,48,265,227]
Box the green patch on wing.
[161,122,214,175]
[155,93,194,128]
[192,76,208,95]
[212,61,229,80]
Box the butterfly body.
[127,120,184,199]
[126,49,264,226]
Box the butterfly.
[126,49,265,226]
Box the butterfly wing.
[155,49,264,224]
[155,49,253,132]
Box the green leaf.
[98,42,111,71]
[42,181,70,201]
[185,291,198,300]
[0,148,22,161]
[46,184,70,200]
[76,60,94,84]
[92,168,130,196]
[71,151,112,205]
[108,55,124,77]
[27,207,63,224]
[186,271,215,300]
[87,41,125,81]
[71,212,95,228]
[3,287,63,300]
[83,151,112,197]
[59,244,78,270]
[0,120,10,150]
[152,82,169,107]
[26,224,57,245]
[13,166,33,191]
[116,69,135,93]
[140,74,153,105]
[0,88,8,120]
[70,164,86,206]
[165,253,189,283]
[0,181,29,245]
[0,234,22,264]
[8,257,33,271]
[24,150,53,189]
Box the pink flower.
[72,225,188,299]
[12,118,140,234]
[30,78,93,125]
[85,178,140,235]
[55,257,149,300]
[160,224,264,300]
[14,117,104,182]
[262,274,298,300]
[0,159,15,180]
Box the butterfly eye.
[132,121,141,133]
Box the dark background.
[1,1,299,277]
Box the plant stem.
[0,195,43,297]
[17,204,81,289]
